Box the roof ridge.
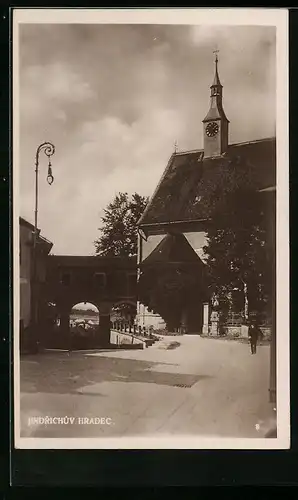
[49,255,136,259]
[175,137,275,156]
[229,137,275,147]
[175,148,203,156]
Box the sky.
[18,23,276,255]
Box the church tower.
[203,52,229,158]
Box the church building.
[136,54,276,337]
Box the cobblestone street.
[19,335,273,439]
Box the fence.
[211,311,272,339]
[111,321,156,339]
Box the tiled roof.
[139,137,276,226]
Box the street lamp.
[31,141,55,352]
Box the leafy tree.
[72,308,98,317]
[203,187,273,322]
[95,192,148,257]
[111,302,137,323]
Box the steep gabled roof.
[20,216,38,231]
[139,137,276,227]
[140,232,204,268]
[36,235,53,255]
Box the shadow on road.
[20,353,211,395]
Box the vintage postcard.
[13,8,290,449]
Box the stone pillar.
[202,302,209,335]
[240,324,249,338]
[210,310,219,336]
[99,302,111,347]
[59,308,70,349]
[181,309,188,335]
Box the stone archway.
[42,254,137,349]
[70,302,99,325]
[47,298,138,349]
[54,298,100,349]
[69,302,100,349]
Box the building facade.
[136,55,276,336]
[19,217,53,351]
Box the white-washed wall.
[136,302,166,329]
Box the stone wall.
[110,330,145,347]
[210,324,272,340]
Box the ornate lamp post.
[31,142,55,352]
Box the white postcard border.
[13,7,290,450]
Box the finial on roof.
[213,49,219,64]
[174,140,178,153]
[212,49,222,87]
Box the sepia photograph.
[13,8,289,449]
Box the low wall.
[42,327,145,351]
[208,324,272,340]
[110,330,145,347]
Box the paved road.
[19,335,273,439]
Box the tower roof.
[203,51,229,123]
[202,103,228,123]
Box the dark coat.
[248,325,262,342]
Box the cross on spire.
[211,49,222,88]
[213,49,219,64]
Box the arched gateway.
[41,255,137,347]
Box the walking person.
[248,320,262,354]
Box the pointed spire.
[211,49,222,88]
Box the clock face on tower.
[206,121,219,137]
